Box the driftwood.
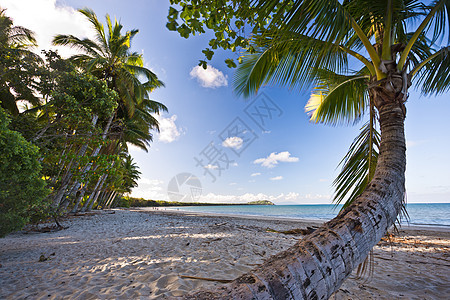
[265,226,318,235]
[180,275,233,284]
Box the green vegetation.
[246,200,274,205]
[0,7,165,236]
[117,197,275,207]
[0,107,49,237]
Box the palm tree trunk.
[80,177,102,212]
[109,192,120,208]
[71,183,87,213]
[97,188,111,208]
[51,115,99,208]
[100,190,110,208]
[187,101,406,299]
[86,174,108,211]
[68,113,115,212]
[105,191,118,209]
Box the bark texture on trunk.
[186,100,406,299]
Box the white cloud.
[253,151,299,168]
[231,162,239,167]
[406,139,427,148]
[270,176,283,181]
[204,164,218,170]
[222,136,243,149]
[229,182,237,186]
[190,65,228,88]
[2,0,94,58]
[155,114,182,143]
[251,172,261,177]
[199,192,330,204]
[131,178,166,200]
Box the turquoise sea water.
[168,203,450,227]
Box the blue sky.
[3,0,450,204]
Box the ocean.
[168,203,450,227]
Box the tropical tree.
[169,0,449,298]
[0,8,41,116]
[53,8,164,118]
[52,8,167,212]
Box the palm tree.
[184,0,450,298]
[53,8,164,118]
[52,8,166,212]
[0,8,41,116]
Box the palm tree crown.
[0,8,41,115]
[53,8,165,118]
[234,0,449,207]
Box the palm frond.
[271,0,352,45]
[333,119,380,209]
[234,34,349,97]
[305,69,370,126]
[414,46,450,95]
[53,35,102,57]
[427,0,450,44]
[78,8,108,51]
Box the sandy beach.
[0,208,449,299]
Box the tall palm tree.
[184,0,449,298]
[53,8,164,118]
[52,8,166,212]
[0,8,41,116]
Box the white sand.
[0,208,448,299]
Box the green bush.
[115,196,131,208]
[0,107,49,237]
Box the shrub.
[0,107,49,237]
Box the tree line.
[0,8,166,237]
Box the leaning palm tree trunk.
[68,113,116,212]
[187,100,406,299]
[105,191,118,209]
[86,174,108,211]
[108,192,120,208]
[51,115,99,208]
[97,188,111,208]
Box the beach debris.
[214,222,227,226]
[236,225,253,231]
[25,224,67,233]
[265,226,317,235]
[252,249,266,257]
[179,275,233,283]
[38,252,55,262]
[202,237,222,245]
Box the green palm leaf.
[333,119,380,209]
[234,34,349,97]
[305,69,370,126]
[413,46,450,95]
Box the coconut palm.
[52,8,167,212]
[185,0,450,298]
[53,8,164,118]
[0,8,41,116]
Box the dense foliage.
[0,8,165,236]
[0,106,48,237]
